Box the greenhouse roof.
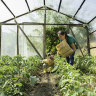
[0,0,96,31]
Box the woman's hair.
[58,30,68,39]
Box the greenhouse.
[0,0,96,96]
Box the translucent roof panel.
[76,0,96,22]
[0,1,13,22]
[27,0,43,10]
[46,0,60,10]
[3,0,28,16]
[60,0,83,16]
[16,10,44,23]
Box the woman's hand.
[71,43,76,52]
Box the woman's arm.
[71,43,76,52]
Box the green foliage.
[54,55,96,96]
[75,56,96,74]
[0,55,41,96]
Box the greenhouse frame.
[0,0,96,58]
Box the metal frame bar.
[88,16,96,24]
[73,0,86,18]
[44,0,45,5]
[58,0,62,12]
[69,27,84,56]
[47,6,85,24]
[85,26,90,55]
[2,7,43,24]
[43,6,46,58]
[2,23,83,26]
[0,24,1,56]
[17,25,19,55]
[25,0,30,11]
[1,0,15,17]
[14,19,43,58]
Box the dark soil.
[26,72,61,96]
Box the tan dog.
[42,53,54,73]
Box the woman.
[57,30,77,65]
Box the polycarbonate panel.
[89,19,96,32]
[3,0,28,16]
[76,0,96,22]
[19,25,43,57]
[2,25,17,56]
[46,0,60,10]
[0,1,13,22]
[71,27,87,55]
[27,0,43,10]
[16,10,44,23]
[60,0,83,16]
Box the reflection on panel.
[0,1,13,22]
[2,25,17,56]
[76,0,96,22]
[46,0,60,10]
[27,0,43,10]
[3,0,28,16]
[60,0,83,16]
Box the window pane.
[2,25,17,56]
[76,0,96,22]
[60,0,83,16]
[0,1,13,22]
[3,0,28,16]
